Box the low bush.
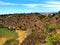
[0,24,4,28]
[3,39,19,45]
[19,26,27,31]
[45,22,57,29]
[57,24,60,29]
[46,33,60,45]
[36,41,41,45]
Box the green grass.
[45,22,57,29]
[45,22,60,29]
[0,27,18,39]
[45,22,60,45]
[46,33,60,45]
[57,24,60,29]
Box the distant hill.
[0,11,60,45]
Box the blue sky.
[0,0,60,14]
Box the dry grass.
[16,30,27,44]
[0,37,7,45]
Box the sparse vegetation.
[0,12,60,45]
[3,39,19,45]
[46,33,60,45]
[45,22,57,29]
[19,26,27,30]
[38,14,45,20]
[57,24,60,29]
[36,41,41,45]
[0,24,4,28]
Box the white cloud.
[21,4,42,8]
[42,4,60,8]
[0,1,42,8]
[21,1,60,8]
[0,1,16,5]
[43,1,60,8]
[47,1,60,5]
[41,1,60,12]
[0,1,60,10]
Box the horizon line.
[0,11,58,15]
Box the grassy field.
[0,28,18,39]
[0,27,19,45]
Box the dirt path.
[0,30,27,45]
[16,30,27,45]
[0,37,7,45]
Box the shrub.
[45,22,57,33]
[19,26,27,30]
[0,24,4,28]
[57,24,60,29]
[45,22,50,29]
[49,24,57,29]
[3,39,19,45]
[46,33,60,45]
[38,15,45,20]
[45,22,57,29]
[36,41,41,45]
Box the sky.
[0,0,60,14]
